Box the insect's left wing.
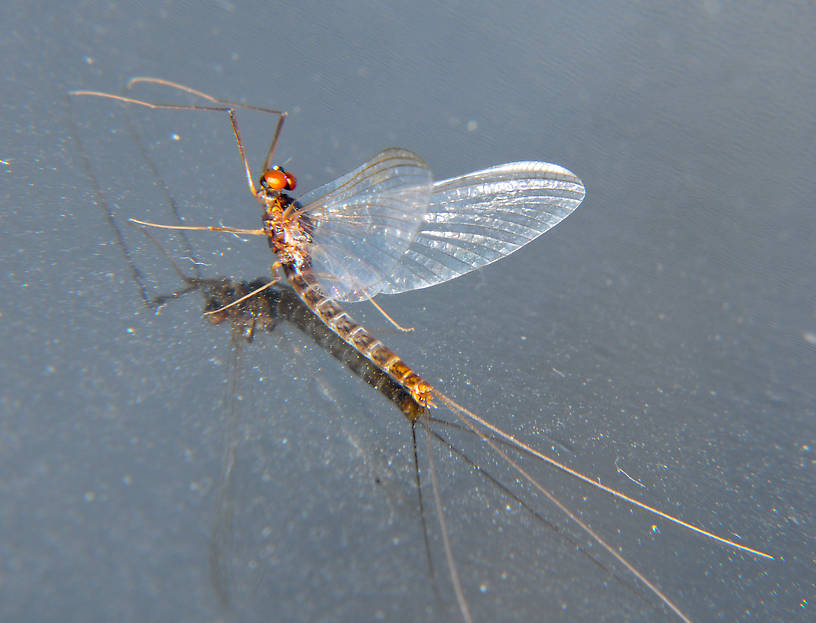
[378,161,586,295]
[299,148,433,302]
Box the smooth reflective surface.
[2,2,814,622]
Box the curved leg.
[70,77,288,196]
[125,76,285,116]
[125,77,288,177]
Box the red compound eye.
[261,168,297,191]
[262,169,289,191]
[283,171,297,190]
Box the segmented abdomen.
[284,266,435,408]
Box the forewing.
[298,148,433,302]
[378,161,585,294]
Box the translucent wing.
[298,148,433,302]
[377,161,585,295]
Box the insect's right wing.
[378,161,586,295]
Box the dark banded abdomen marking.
[284,267,435,408]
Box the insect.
[72,78,584,409]
[70,79,773,623]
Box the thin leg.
[127,77,227,104]
[129,217,265,237]
[203,263,282,316]
[368,296,414,332]
[127,77,288,183]
[69,90,259,197]
[300,267,415,332]
[262,113,287,172]
[203,279,279,316]
[126,77,286,116]
[71,78,288,197]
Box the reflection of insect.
[71,79,773,623]
[155,269,428,420]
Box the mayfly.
[71,78,773,623]
[73,78,584,409]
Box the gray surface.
[2,2,814,622]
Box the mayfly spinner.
[74,78,584,409]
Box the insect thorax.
[262,193,314,269]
